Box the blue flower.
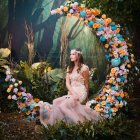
[108,109,112,115]
[116,34,124,41]
[80,11,86,18]
[111,25,117,31]
[106,103,111,108]
[100,35,106,42]
[120,76,125,82]
[111,57,121,67]
[111,86,116,91]
[117,96,122,101]
[88,21,94,27]
[97,26,104,31]
[105,54,110,60]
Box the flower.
[63,6,68,12]
[12,95,17,100]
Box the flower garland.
[50,1,134,118]
[4,1,136,122]
[5,67,40,121]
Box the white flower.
[12,95,17,100]
[22,92,27,96]
[14,83,18,87]
[11,78,16,83]
[8,95,12,99]
[60,5,64,10]
[13,88,18,93]
[50,10,57,15]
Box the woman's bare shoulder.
[82,64,89,72]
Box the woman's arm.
[82,66,89,96]
[66,67,76,95]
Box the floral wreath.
[4,1,135,122]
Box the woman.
[38,48,100,127]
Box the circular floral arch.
[50,1,131,118]
[5,1,133,121]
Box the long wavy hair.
[68,48,84,73]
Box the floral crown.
[70,49,82,54]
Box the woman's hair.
[68,48,84,73]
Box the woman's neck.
[74,61,79,67]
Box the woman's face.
[70,51,79,62]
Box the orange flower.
[63,6,68,12]
[107,95,111,100]
[103,88,107,93]
[77,6,84,11]
[87,17,93,21]
[56,8,61,14]
[114,53,119,58]
[9,84,13,88]
[17,92,22,96]
[127,64,131,68]
[95,105,100,111]
[92,9,101,16]
[120,41,125,46]
[120,93,124,98]
[80,18,84,21]
[101,101,106,105]
[116,28,120,33]
[116,93,120,96]
[124,92,129,98]
[101,96,106,100]
[105,44,109,49]
[119,49,126,55]
[86,9,92,15]
[34,98,40,103]
[102,14,106,19]
[108,79,113,84]
[111,68,116,74]
[93,23,101,29]
[75,13,79,17]
[67,13,72,17]
[107,18,112,23]
[119,104,123,108]
[112,107,117,112]
[95,96,100,100]
[26,111,31,115]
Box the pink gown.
[38,64,101,127]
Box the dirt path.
[0,112,43,140]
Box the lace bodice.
[69,64,89,85]
[69,64,89,102]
